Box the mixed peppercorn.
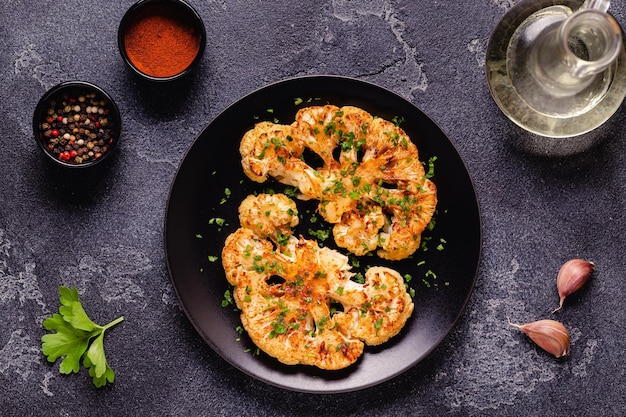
[38,90,116,165]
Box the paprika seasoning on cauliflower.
[222,194,414,370]
[239,105,437,261]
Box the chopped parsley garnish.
[374,317,383,334]
[208,217,226,227]
[219,188,232,205]
[424,156,437,179]
[308,228,330,241]
[221,289,234,307]
[392,115,405,126]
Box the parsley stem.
[102,316,125,331]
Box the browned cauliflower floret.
[238,193,298,244]
[239,105,437,261]
[222,194,415,370]
[239,122,305,183]
[330,266,414,346]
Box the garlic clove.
[553,259,595,313]
[510,319,570,358]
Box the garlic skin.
[554,259,595,312]
[510,319,570,358]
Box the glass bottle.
[486,0,626,154]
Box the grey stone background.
[1,0,625,415]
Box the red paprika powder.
[122,2,203,78]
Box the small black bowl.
[33,81,121,168]
[118,0,206,82]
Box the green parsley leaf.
[85,332,108,380]
[84,351,115,388]
[58,286,99,332]
[41,314,90,374]
[41,286,124,387]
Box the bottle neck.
[581,0,610,13]
[532,9,622,95]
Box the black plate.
[164,75,481,393]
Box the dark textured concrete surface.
[2,0,626,416]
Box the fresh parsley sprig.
[41,286,124,387]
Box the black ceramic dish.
[118,0,206,82]
[164,75,482,393]
[33,81,121,169]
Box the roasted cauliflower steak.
[239,105,437,261]
[222,193,414,370]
